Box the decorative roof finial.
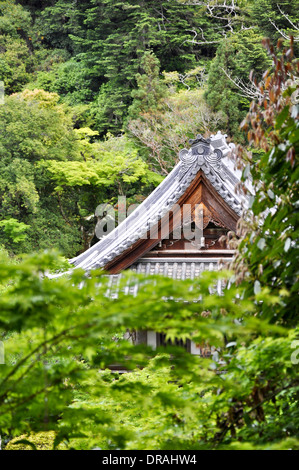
[188,134,211,147]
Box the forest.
[0,0,298,451]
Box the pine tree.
[69,0,216,133]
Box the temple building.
[69,132,250,354]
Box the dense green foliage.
[0,0,298,256]
[0,38,298,450]
[235,38,299,327]
[0,88,160,255]
[0,1,298,451]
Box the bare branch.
[268,4,299,42]
[181,1,249,43]
[178,1,240,11]
[184,29,222,45]
[221,66,299,102]
[276,3,299,31]
[220,67,264,100]
[269,18,299,42]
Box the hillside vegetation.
[0,0,297,256]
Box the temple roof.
[70,132,251,274]
[106,258,227,299]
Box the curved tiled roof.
[105,257,229,298]
[70,132,250,272]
